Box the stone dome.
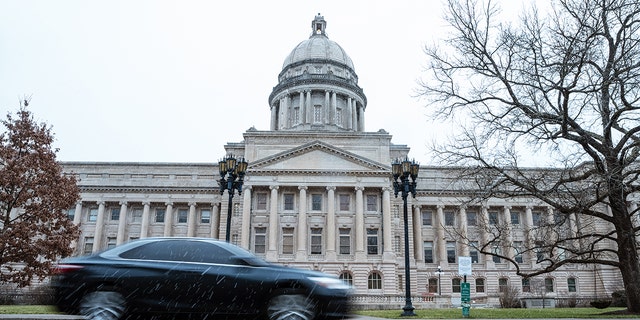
[281,14,355,71]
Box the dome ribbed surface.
[282,35,355,70]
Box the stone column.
[436,204,446,262]
[164,202,173,237]
[140,201,150,238]
[211,203,220,239]
[331,91,337,125]
[282,96,289,129]
[299,91,305,125]
[358,106,365,131]
[352,101,358,131]
[503,206,514,259]
[324,91,330,124]
[241,186,252,250]
[413,204,424,261]
[187,202,197,237]
[382,187,394,260]
[347,97,353,130]
[355,186,365,258]
[267,185,279,260]
[270,105,277,130]
[459,205,469,256]
[306,91,312,123]
[93,201,106,253]
[326,186,336,259]
[297,186,308,260]
[116,201,128,245]
[73,202,83,225]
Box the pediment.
[249,141,389,174]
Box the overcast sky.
[0,0,534,165]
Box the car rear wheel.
[79,290,126,320]
[266,293,316,320]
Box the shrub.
[611,290,627,307]
[499,285,521,308]
[590,300,611,309]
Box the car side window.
[120,240,234,264]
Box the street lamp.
[392,157,419,317]
[436,266,442,296]
[218,154,248,242]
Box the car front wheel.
[266,293,316,320]
[79,290,126,320]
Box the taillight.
[53,264,84,275]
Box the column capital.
[354,186,364,192]
[382,186,393,193]
[142,201,151,206]
[503,205,512,210]
[165,202,174,206]
[211,202,220,208]
[298,185,308,191]
[269,185,279,191]
[119,201,128,206]
[437,204,445,209]
[97,201,105,206]
[243,185,253,192]
[188,202,197,207]
[326,186,336,192]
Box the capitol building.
[62,14,622,308]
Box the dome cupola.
[268,14,367,132]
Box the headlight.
[307,277,352,290]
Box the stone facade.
[60,14,624,307]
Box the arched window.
[367,272,382,290]
[339,272,353,286]
[452,278,461,293]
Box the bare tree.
[0,104,80,287]
[420,0,640,312]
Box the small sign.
[461,282,471,301]
[458,256,472,276]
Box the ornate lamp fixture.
[218,154,248,242]
[392,157,420,316]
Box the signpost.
[458,257,472,318]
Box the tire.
[266,293,316,320]
[79,290,126,320]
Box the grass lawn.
[0,305,61,314]
[356,307,638,318]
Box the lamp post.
[392,157,419,317]
[436,266,442,296]
[218,154,248,242]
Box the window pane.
[312,194,322,211]
[282,228,294,254]
[284,194,294,210]
[422,211,432,226]
[475,278,485,293]
[511,211,521,225]
[489,211,499,225]
[200,209,211,223]
[428,278,438,293]
[132,208,143,223]
[498,278,508,293]
[155,209,165,223]
[424,241,433,263]
[339,228,351,254]
[567,278,576,292]
[366,229,378,255]
[445,211,455,226]
[254,227,266,253]
[368,273,382,290]
[256,193,267,210]
[310,228,322,254]
[366,194,377,211]
[88,208,98,222]
[447,241,456,263]
[545,278,554,292]
[110,208,120,221]
[339,272,353,286]
[177,209,188,223]
[467,212,477,226]
[452,278,461,293]
[339,194,350,211]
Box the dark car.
[51,237,352,320]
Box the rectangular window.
[522,278,531,292]
[284,193,294,211]
[475,278,485,293]
[110,208,120,221]
[312,194,322,211]
[88,208,98,222]
[422,210,433,226]
[498,278,508,293]
[511,211,521,225]
[545,278,554,292]
[445,211,455,226]
[467,211,477,226]
[514,241,523,263]
[339,228,351,254]
[452,278,461,293]
[200,209,211,223]
[428,278,438,293]
[107,237,117,249]
[366,194,378,211]
[131,208,143,223]
[66,208,75,221]
[282,228,294,254]
[83,237,94,254]
[310,228,323,254]
[567,278,577,292]
[423,241,434,263]
[535,241,545,262]
[469,241,479,263]
[155,209,165,223]
[293,107,300,124]
[256,193,267,210]
[177,209,188,223]
[493,246,502,263]
[313,105,322,123]
[366,228,379,255]
[532,211,543,226]
[489,211,499,225]
[254,227,267,254]
[335,107,342,125]
[339,194,350,211]
[446,241,456,263]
